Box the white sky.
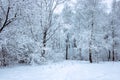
[104,0,113,9]
[54,0,113,14]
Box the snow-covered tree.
[108,0,120,61]
[74,0,109,62]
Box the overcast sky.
[54,0,113,14]
[104,0,113,8]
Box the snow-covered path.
[0,61,120,80]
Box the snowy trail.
[0,61,120,80]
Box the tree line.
[0,0,120,66]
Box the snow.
[0,61,120,80]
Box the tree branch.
[46,24,60,41]
[0,6,10,33]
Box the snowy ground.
[0,61,120,80]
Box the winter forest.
[1,0,120,66]
[0,0,120,80]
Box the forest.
[0,0,120,67]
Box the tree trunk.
[79,48,82,60]
[108,50,111,61]
[42,30,47,57]
[65,34,69,60]
[111,14,115,61]
[66,43,68,60]
[88,11,94,63]
[112,50,115,61]
[89,48,92,63]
